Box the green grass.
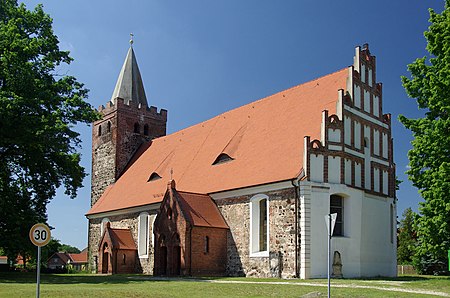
[0,272,448,298]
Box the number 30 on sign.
[29,223,51,247]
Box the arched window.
[144,124,149,136]
[330,195,344,236]
[134,122,140,134]
[98,125,102,136]
[138,212,149,258]
[107,121,111,133]
[364,137,369,148]
[100,218,110,237]
[250,194,269,256]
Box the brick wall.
[190,226,228,276]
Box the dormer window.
[212,153,234,165]
[147,172,162,182]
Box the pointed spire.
[110,40,148,106]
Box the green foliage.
[397,208,417,265]
[58,243,80,254]
[399,1,450,274]
[0,0,100,262]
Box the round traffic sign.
[29,223,51,247]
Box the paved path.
[206,280,450,297]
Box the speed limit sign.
[29,223,51,247]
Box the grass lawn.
[0,272,448,297]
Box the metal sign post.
[29,223,51,298]
[324,213,337,298]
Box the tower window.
[98,125,102,136]
[144,124,149,136]
[134,123,140,134]
[107,121,111,133]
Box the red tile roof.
[88,68,348,215]
[108,228,137,250]
[175,190,229,229]
[69,249,88,264]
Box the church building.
[86,43,397,278]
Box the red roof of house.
[69,248,88,264]
[175,190,229,229]
[87,68,348,215]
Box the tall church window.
[250,194,269,257]
[134,122,140,134]
[330,195,344,236]
[144,124,149,136]
[138,212,149,258]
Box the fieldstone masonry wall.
[216,187,298,278]
[88,211,157,274]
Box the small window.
[144,124,149,136]
[134,123,140,134]
[98,125,102,136]
[213,153,233,165]
[147,172,162,182]
[364,137,369,148]
[107,121,111,133]
[204,236,209,254]
[122,254,126,265]
[330,195,344,236]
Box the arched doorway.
[102,243,109,273]
[173,245,181,275]
[160,246,167,275]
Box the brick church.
[86,43,397,278]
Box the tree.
[58,243,81,254]
[399,1,450,274]
[397,208,417,265]
[0,1,100,262]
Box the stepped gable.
[87,68,348,215]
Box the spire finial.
[129,33,134,47]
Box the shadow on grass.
[1,272,448,285]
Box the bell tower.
[91,43,167,206]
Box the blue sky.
[21,0,444,249]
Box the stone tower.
[91,45,167,206]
